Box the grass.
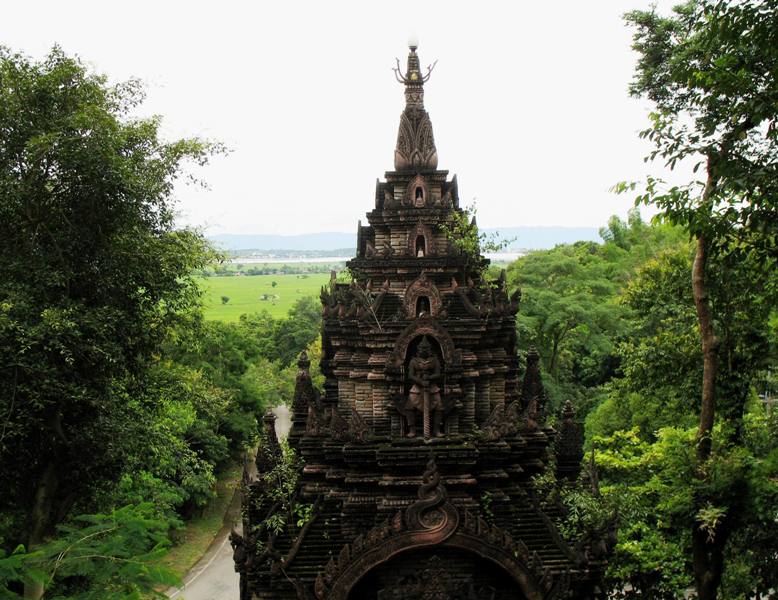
[159,460,243,579]
[199,273,330,321]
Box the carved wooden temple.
[233,44,602,600]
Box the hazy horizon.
[3,1,691,235]
[209,225,603,252]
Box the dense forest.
[506,212,777,597]
[1,0,777,598]
[0,47,322,598]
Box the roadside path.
[166,405,292,600]
[166,487,241,600]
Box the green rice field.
[199,273,331,321]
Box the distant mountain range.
[209,227,602,253]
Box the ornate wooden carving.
[310,458,569,600]
[348,407,370,443]
[238,43,601,600]
[395,111,437,172]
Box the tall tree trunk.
[692,524,726,600]
[692,233,719,463]
[549,337,560,374]
[690,232,724,600]
[24,461,59,600]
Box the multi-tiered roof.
[234,44,601,600]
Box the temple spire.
[393,42,438,171]
[393,40,436,109]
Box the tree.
[221,295,230,305]
[624,2,778,597]
[440,203,511,277]
[0,47,220,598]
[584,245,777,598]
[506,213,683,412]
[508,242,623,377]
[271,296,322,366]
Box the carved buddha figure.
[405,336,444,438]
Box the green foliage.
[589,245,774,441]
[250,441,312,546]
[506,211,684,414]
[479,491,494,522]
[504,209,775,596]
[0,46,247,598]
[104,361,232,522]
[619,4,778,594]
[624,0,778,264]
[0,46,222,564]
[588,415,778,599]
[0,504,178,599]
[592,427,697,596]
[584,242,777,597]
[272,297,322,366]
[166,297,321,450]
[440,203,511,275]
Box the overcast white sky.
[3,0,685,235]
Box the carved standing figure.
[406,336,444,438]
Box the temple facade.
[233,44,602,600]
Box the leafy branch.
[440,203,513,276]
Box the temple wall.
[354,379,371,418]
[371,383,390,437]
[338,378,356,415]
[463,380,476,431]
[476,376,491,425]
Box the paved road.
[167,525,239,600]
[166,405,292,600]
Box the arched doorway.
[348,547,526,600]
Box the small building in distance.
[233,43,603,600]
